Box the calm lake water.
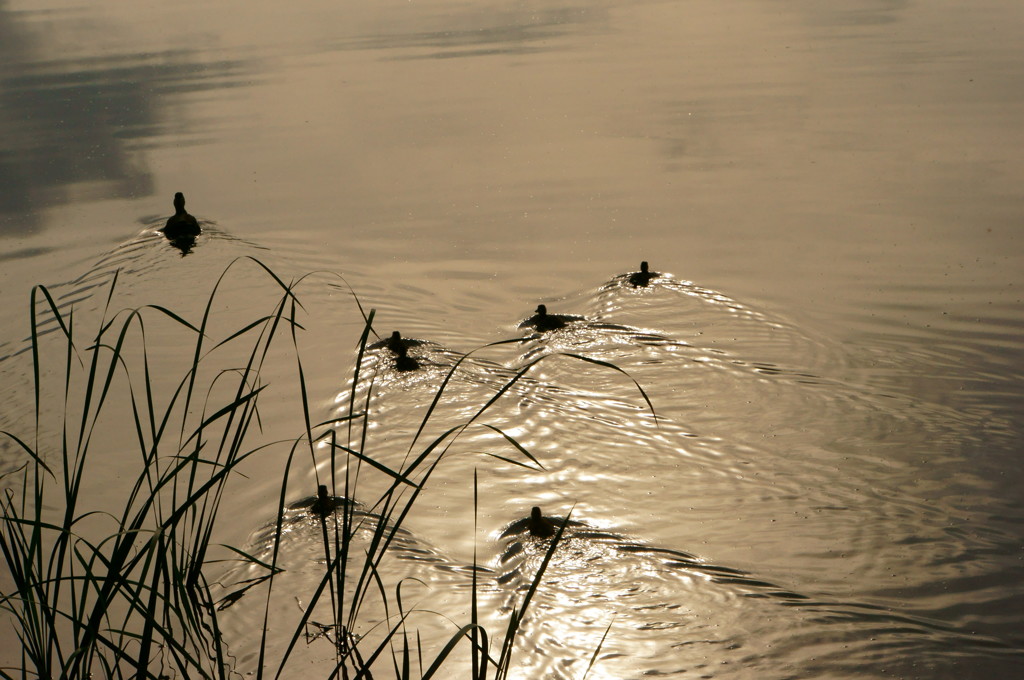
[1,0,1023,677]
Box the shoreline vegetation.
[0,258,641,679]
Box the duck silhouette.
[500,506,583,539]
[372,330,424,351]
[627,261,659,287]
[161,192,201,239]
[310,484,342,516]
[381,331,420,371]
[160,192,201,255]
[527,506,558,538]
[519,304,582,332]
[386,330,409,353]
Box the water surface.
[1,0,1022,677]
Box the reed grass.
[1,259,643,679]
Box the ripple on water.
[3,234,1021,678]
[487,509,1017,680]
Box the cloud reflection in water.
[0,2,253,234]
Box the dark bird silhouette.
[310,484,341,516]
[161,192,201,240]
[528,506,558,538]
[371,330,424,351]
[386,331,408,354]
[627,261,659,287]
[160,192,201,254]
[499,506,585,540]
[383,332,420,372]
[519,304,579,332]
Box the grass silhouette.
[1,259,644,679]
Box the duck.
[161,192,202,241]
[498,506,585,539]
[627,261,659,287]
[380,330,420,371]
[310,484,342,516]
[527,506,558,538]
[386,330,409,354]
[372,330,423,351]
[519,304,581,332]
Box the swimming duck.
[386,330,409,354]
[161,192,201,240]
[380,331,420,371]
[519,304,579,332]
[499,506,585,539]
[310,484,342,516]
[627,261,659,287]
[528,506,558,538]
[371,330,423,351]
